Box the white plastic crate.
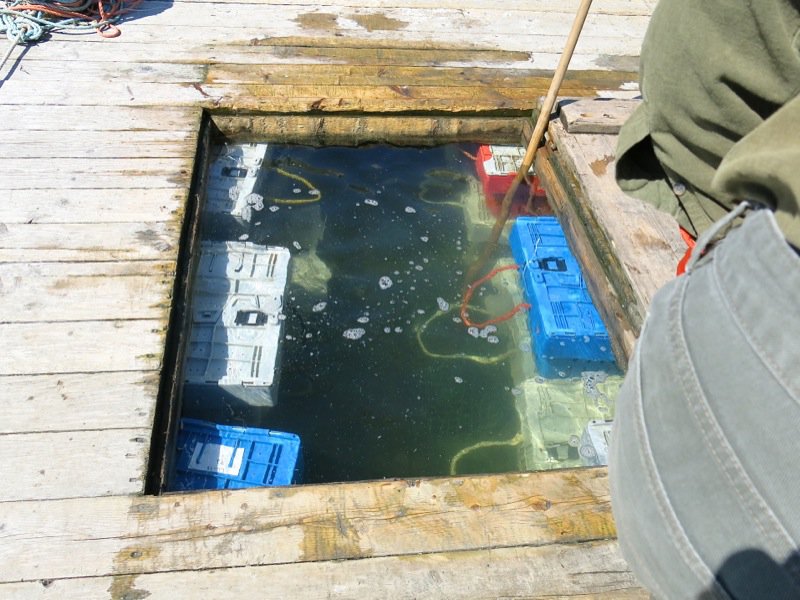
[184,241,290,407]
[205,143,269,220]
[480,145,528,176]
[579,419,613,467]
[460,176,512,245]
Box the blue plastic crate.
[510,217,615,376]
[170,418,302,491]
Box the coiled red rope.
[460,264,530,329]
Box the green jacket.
[615,0,800,247]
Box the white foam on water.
[309,189,321,196]
[343,328,366,340]
[420,236,429,242]
[357,316,370,324]
[269,205,280,212]
[238,234,249,241]
[404,206,417,213]
[467,327,479,338]
[312,302,327,313]
[436,297,450,312]
[293,241,302,250]
[454,376,463,384]
[364,198,379,206]
[394,326,403,333]
[378,276,393,290]
[293,188,301,194]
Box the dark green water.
[191,143,525,483]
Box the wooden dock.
[0,1,678,597]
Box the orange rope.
[460,264,530,329]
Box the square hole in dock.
[163,118,623,490]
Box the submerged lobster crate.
[510,216,615,378]
[184,241,290,408]
[205,143,269,221]
[170,418,302,491]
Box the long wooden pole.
[466,0,593,283]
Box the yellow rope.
[415,304,515,366]
[268,167,323,205]
[449,432,523,476]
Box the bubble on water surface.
[405,206,417,214]
[454,377,463,384]
[364,198,379,206]
[436,297,450,312]
[357,316,370,324]
[312,302,327,313]
[378,276,393,290]
[343,328,366,340]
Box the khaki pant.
[609,210,800,599]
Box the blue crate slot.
[170,418,302,491]
[510,217,616,373]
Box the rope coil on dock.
[1,0,141,44]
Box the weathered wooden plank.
[0,320,165,375]
[0,542,648,599]
[1,130,198,159]
[0,429,150,501]
[0,158,194,189]
[0,222,181,262]
[1,372,158,434]
[3,39,539,67]
[142,0,655,14]
[213,114,526,145]
[0,469,616,582]
[560,97,640,133]
[0,261,175,322]
[0,105,200,131]
[0,79,627,113]
[114,4,650,38]
[8,60,205,83]
[204,62,634,89]
[21,28,644,59]
[2,188,187,224]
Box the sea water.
[185,142,620,484]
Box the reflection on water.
[181,142,621,484]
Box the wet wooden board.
[0,541,647,599]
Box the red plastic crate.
[474,145,550,217]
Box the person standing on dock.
[608,0,800,598]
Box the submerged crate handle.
[538,257,568,272]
